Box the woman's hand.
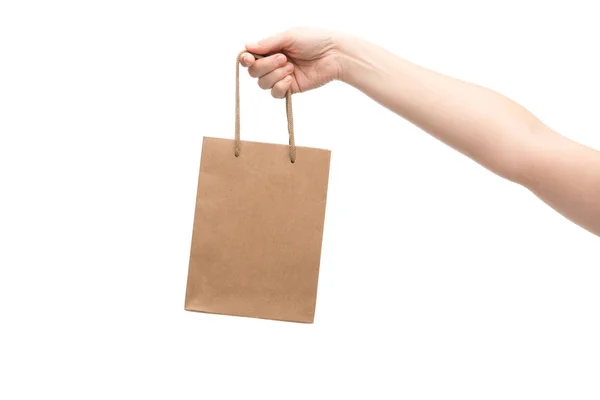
[239,27,344,98]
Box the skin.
[240,27,600,237]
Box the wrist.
[332,33,373,86]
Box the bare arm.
[242,28,600,236]
[335,35,600,236]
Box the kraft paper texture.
[185,136,331,323]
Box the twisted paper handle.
[235,50,296,163]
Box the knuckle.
[275,68,287,80]
[248,67,258,78]
[271,82,286,98]
[258,79,269,90]
[270,54,285,68]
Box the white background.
[1,1,599,399]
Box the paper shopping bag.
[184,51,331,323]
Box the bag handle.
[235,50,296,163]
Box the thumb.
[245,32,292,55]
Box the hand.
[239,27,344,98]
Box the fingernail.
[286,63,294,71]
[285,75,292,81]
[277,54,286,64]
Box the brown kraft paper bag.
[184,52,331,323]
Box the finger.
[258,63,294,90]
[245,31,292,55]
[239,52,255,68]
[248,53,287,78]
[271,76,293,99]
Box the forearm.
[334,35,600,235]
[335,35,548,182]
